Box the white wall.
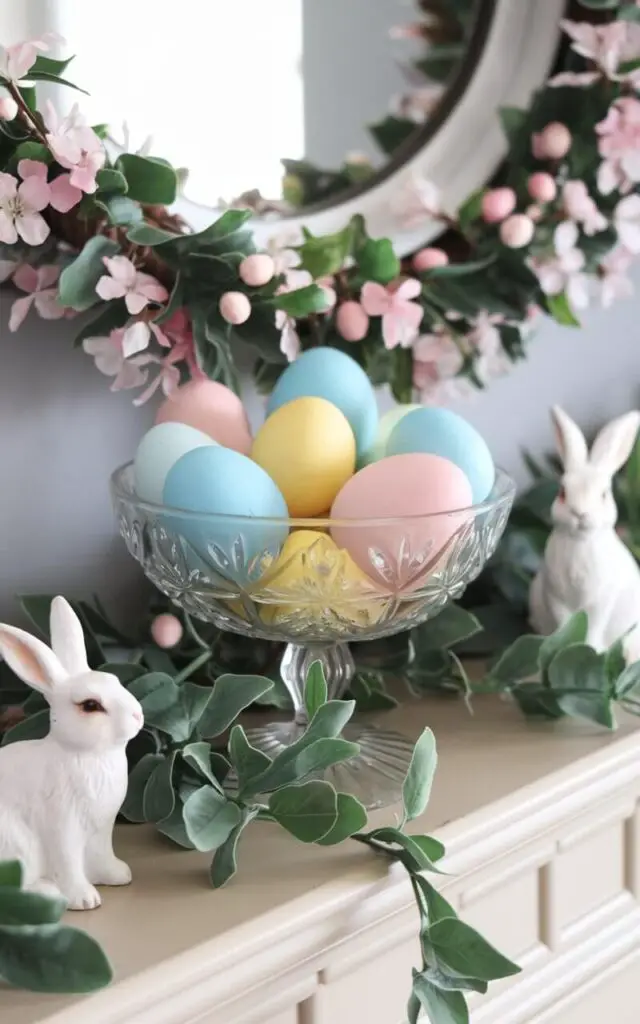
[2,284,639,625]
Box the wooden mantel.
[4,692,640,1024]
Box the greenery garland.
[1,0,639,407]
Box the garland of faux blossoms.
[1,1,640,406]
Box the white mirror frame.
[2,0,565,257]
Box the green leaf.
[1,709,49,747]
[126,223,179,246]
[548,644,607,693]
[0,888,66,926]
[129,674,213,743]
[14,141,51,164]
[415,878,457,924]
[96,168,128,195]
[457,189,483,231]
[228,725,271,790]
[488,634,543,684]
[268,780,338,842]
[616,660,640,699]
[538,612,589,673]
[316,793,368,845]
[407,990,422,1024]
[142,751,176,822]
[198,674,274,738]
[427,918,521,981]
[182,741,224,790]
[426,256,496,279]
[293,737,360,782]
[556,690,615,729]
[25,71,88,94]
[304,661,328,721]
[18,594,52,638]
[156,803,195,849]
[272,284,328,318]
[499,106,528,146]
[0,924,112,992]
[412,975,470,1024]
[365,827,445,873]
[0,863,22,888]
[101,196,143,226]
[356,237,400,284]
[605,637,627,689]
[619,4,640,20]
[116,154,178,204]
[413,605,482,654]
[296,222,356,277]
[422,966,488,995]
[30,55,75,77]
[120,753,164,823]
[304,699,355,741]
[403,728,437,821]
[546,292,580,327]
[58,236,120,312]
[576,0,619,7]
[182,787,242,851]
[73,299,129,348]
[409,834,446,864]
[210,809,258,887]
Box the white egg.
[133,422,216,503]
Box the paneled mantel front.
[4,691,640,1024]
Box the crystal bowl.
[111,462,515,806]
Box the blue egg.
[267,348,378,459]
[163,446,289,581]
[134,422,216,504]
[386,407,495,503]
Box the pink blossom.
[0,171,49,245]
[130,310,204,404]
[276,310,301,362]
[412,329,470,404]
[0,33,63,82]
[361,278,424,349]
[599,247,634,308]
[534,221,589,311]
[0,259,18,282]
[390,173,441,228]
[554,19,640,82]
[82,329,149,392]
[95,255,168,314]
[44,102,105,194]
[17,159,81,214]
[467,312,509,384]
[562,181,607,235]
[614,194,640,253]
[596,97,640,195]
[8,264,65,330]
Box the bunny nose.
[133,709,143,725]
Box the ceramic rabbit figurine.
[0,597,143,910]
[530,406,640,661]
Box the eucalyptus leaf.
[415,877,457,924]
[58,237,120,312]
[304,661,328,720]
[556,691,615,729]
[403,728,437,821]
[116,153,178,204]
[413,605,482,654]
[126,224,179,246]
[210,809,259,887]
[0,888,66,926]
[247,736,359,794]
[548,644,607,693]
[102,196,143,226]
[538,612,589,673]
[316,793,368,845]
[615,659,640,699]
[488,634,543,684]
[129,674,213,742]
[412,974,470,1024]
[143,751,176,823]
[198,674,274,738]
[228,725,271,790]
[0,924,112,992]
[268,780,337,842]
[120,753,164,823]
[426,918,521,981]
[182,786,242,852]
[422,966,488,995]
[182,741,224,791]
[95,168,128,195]
[156,803,195,849]
[365,827,445,874]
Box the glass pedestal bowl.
[111,463,515,808]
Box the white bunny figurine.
[530,406,640,661]
[0,597,143,910]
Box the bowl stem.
[281,642,355,727]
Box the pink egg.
[151,613,183,648]
[330,453,473,592]
[155,379,252,455]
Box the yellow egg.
[251,397,356,517]
[252,530,386,627]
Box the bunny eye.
[78,699,105,714]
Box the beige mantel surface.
[4,693,640,1024]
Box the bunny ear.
[49,597,89,676]
[551,406,588,472]
[0,624,66,694]
[590,411,640,476]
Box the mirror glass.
[57,0,487,212]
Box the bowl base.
[245,720,413,810]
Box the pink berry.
[0,97,18,121]
[536,122,572,160]
[526,204,543,223]
[151,613,183,649]
[219,291,251,325]
[336,301,370,342]
[238,253,275,288]
[413,247,449,272]
[527,172,557,203]
[500,214,535,249]
[481,187,516,224]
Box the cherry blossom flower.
[614,194,640,253]
[0,171,49,245]
[96,255,168,315]
[44,102,105,194]
[126,310,204,404]
[361,279,424,349]
[412,328,470,404]
[0,259,18,282]
[17,159,81,214]
[467,312,509,384]
[550,20,640,85]
[0,33,63,82]
[276,310,301,362]
[599,247,634,308]
[82,329,149,392]
[390,173,441,228]
[8,264,66,330]
[596,97,640,195]
[534,221,590,311]
[562,181,607,235]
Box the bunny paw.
[66,883,102,911]
[93,858,132,887]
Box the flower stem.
[5,80,49,146]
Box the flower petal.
[395,277,422,301]
[0,210,18,244]
[16,212,49,246]
[0,259,17,282]
[12,263,39,293]
[0,172,18,200]
[361,281,392,316]
[19,176,50,213]
[135,273,169,304]
[95,275,127,302]
[8,295,34,331]
[382,313,401,350]
[36,264,60,290]
[48,173,82,213]
[125,292,150,315]
[103,255,138,288]
[17,159,48,182]
[34,289,65,320]
[122,321,151,357]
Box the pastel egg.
[254,530,384,627]
[133,422,216,503]
[330,453,473,591]
[163,446,289,581]
[386,407,495,503]
[266,348,378,459]
[252,397,356,517]
[155,379,252,455]
[361,403,422,466]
